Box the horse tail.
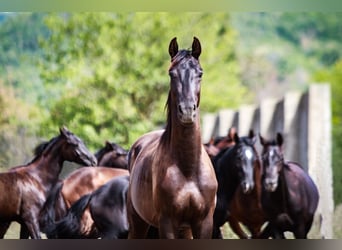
[50,194,92,238]
[39,180,65,236]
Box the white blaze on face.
[269,149,274,157]
[245,148,253,160]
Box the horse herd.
[0,37,319,239]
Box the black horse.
[259,133,319,239]
[211,130,258,238]
[46,175,130,239]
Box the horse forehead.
[171,56,199,71]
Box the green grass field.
[4,204,342,239]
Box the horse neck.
[31,138,66,189]
[163,108,202,176]
[277,161,290,213]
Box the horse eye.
[198,71,203,78]
[169,71,177,78]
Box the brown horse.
[127,37,218,239]
[226,131,266,239]
[204,127,236,161]
[40,166,129,238]
[0,126,97,239]
[259,133,319,239]
[95,141,128,169]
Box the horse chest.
[158,167,207,213]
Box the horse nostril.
[193,104,196,111]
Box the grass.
[4,204,342,239]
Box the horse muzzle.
[241,181,254,194]
[178,103,197,124]
[264,179,278,192]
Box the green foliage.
[314,60,342,204]
[0,81,40,167]
[231,12,342,102]
[0,13,49,105]
[39,13,245,149]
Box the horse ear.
[259,133,265,146]
[209,137,215,145]
[60,126,69,137]
[169,37,178,59]
[227,127,236,140]
[234,133,240,143]
[249,129,256,144]
[192,36,201,59]
[105,141,114,149]
[276,132,283,147]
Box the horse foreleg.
[0,222,11,238]
[126,197,149,238]
[20,224,30,239]
[23,218,41,239]
[192,213,214,239]
[158,216,176,239]
[228,217,249,239]
[293,224,308,239]
[212,207,228,238]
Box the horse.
[0,126,97,239]
[39,166,129,238]
[211,130,260,238]
[16,140,126,239]
[204,127,236,161]
[226,132,266,239]
[45,175,130,239]
[126,37,218,239]
[258,133,319,239]
[95,141,128,169]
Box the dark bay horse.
[212,130,260,238]
[47,175,130,239]
[95,141,128,169]
[127,37,218,239]
[0,126,97,239]
[227,133,266,239]
[259,133,319,239]
[39,166,129,238]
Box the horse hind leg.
[0,222,11,238]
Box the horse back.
[62,167,129,207]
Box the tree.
[39,13,247,149]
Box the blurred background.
[0,12,341,238]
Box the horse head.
[59,126,97,166]
[259,132,284,192]
[233,130,257,194]
[168,37,203,125]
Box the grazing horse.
[212,130,259,238]
[0,127,97,239]
[47,175,130,239]
[259,133,319,239]
[127,37,218,239]
[39,167,129,238]
[95,141,128,169]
